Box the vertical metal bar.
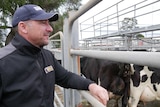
[107,16,109,35]
[79,23,82,40]
[116,3,120,32]
[93,16,96,38]
[71,18,81,107]
[63,18,72,107]
[63,0,103,106]
[133,5,136,22]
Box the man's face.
[25,20,53,47]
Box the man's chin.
[40,42,49,47]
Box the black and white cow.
[80,57,131,107]
[129,64,160,107]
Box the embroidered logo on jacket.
[44,65,54,73]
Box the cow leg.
[121,78,130,107]
[128,80,142,107]
[128,96,140,107]
[128,88,142,107]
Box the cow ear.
[133,64,144,71]
[118,63,125,76]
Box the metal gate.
[48,0,160,107]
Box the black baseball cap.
[12,4,59,27]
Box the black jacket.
[0,34,93,107]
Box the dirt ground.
[55,86,160,107]
[77,98,160,107]
[108,98,160,107]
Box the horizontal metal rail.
[84,24,160,40]
[49,31,63,41]
[70,49,160,68]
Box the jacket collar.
[11,33,41,55]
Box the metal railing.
[79,0,160,51]
[48,0,160,107]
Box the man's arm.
[0,74,2,101]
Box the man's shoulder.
[0,43,16,59]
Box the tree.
[120,17,138,31]
[0,0,82,46]
[0,29,5,47]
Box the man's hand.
[88,83,109,106]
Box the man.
[0,4,109,107]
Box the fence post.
[63,17,73,107]
[62,0,103,106]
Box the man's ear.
[18,21,28,34]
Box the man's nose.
[47,24,53,32]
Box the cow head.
[99,62,129,96]
[109,76,125,95]
[118,63,131,78]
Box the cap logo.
[33,6,42,11]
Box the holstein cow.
[129,64,160,107]
[80,57,131,107]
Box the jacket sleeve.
[53,56,94,90]
[0,73,2,101]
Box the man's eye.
[41,21,47,24]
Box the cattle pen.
[45,0,160,107]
